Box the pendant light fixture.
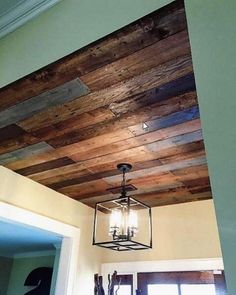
[92,163,152,251]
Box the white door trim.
[0,201,80,295]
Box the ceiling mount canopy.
[92,163,152,251]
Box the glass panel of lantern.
[93,195,152,251]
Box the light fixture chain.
[121,168,126,197]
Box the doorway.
[137,271,227,295]
[0,201,80,295]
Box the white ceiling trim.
[0,0,61,39]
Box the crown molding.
[0,0,61,39]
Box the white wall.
[102,200,222,263]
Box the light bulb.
[109,210,122,236]
[128,210,138,237]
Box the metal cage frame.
[92,196,152,251]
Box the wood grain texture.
[15,157,75,176]
[0,0,186,111]
[81,30,191,90]
[18,54,193,133]
[0,79,89,129]
[0,142,54,165]
[0,0,212,207]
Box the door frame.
[0,201,80,295]
[102,258,224,294]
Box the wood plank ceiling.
[0,0,212,208]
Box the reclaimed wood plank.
[172,165,210,181]
[87,141,205,174]
[80,181,212,207]
[78,179,183,205]
[159,149,205,164]
[0,124,39,155]
[15,157,75,176]
[109,73,196,116]
[0,142,54,165]
[28,130,204,184]
[0,0,211,209]
[172,165,209,176]
[27,73,196,140]
[182,177,210,188]
[189,185,212,194]
[0,133,39,155]
[0,125,25,141]
[37,139,205,188]
[49,149,197,190]
[46,92,198,148]
[18,55,193,132]
[79,185,212,207]
[81,30,191,90]
[133,187,192,202]
[58,179,112,198]
[129,105,199,136]
[30,107,115,141]
[49,169,121,190]
[133,190,212,207]
[0,79,89,129]
[5,129,133,171]
[0,0,186,111]
[104,156,206,185]
[61,172,181,200]
[69,119,201,162]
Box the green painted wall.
[0,256,13,295]
[7,255,55,295]
[0,0,171,87]
[185,1,236,294]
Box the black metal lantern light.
[92,163,152,251]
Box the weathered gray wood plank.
[0,142,54,165]
[0,78,89,128]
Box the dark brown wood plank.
[47,142,204,190]
[0,0,212,209]
[68,119,201,162]
[0,124,39,155]
[0,0,186,111]
[28,107,115,142]
[81,30,190,90]
[0,142,54,165]
[109,73,196,116]
[0,125,25,141]
[18,55,193,133]
[28,130,204,184]
[0,79,89,129]
[21,73,196,142]
[5,129,133,171]
[181,177,210,188]
[0,134,39,155]
[44,92,198,148]
[132,189,212,207]
[59,172,178,200]
[82,188,212,208]
[58,179,112,198]
[15,157,75,176]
